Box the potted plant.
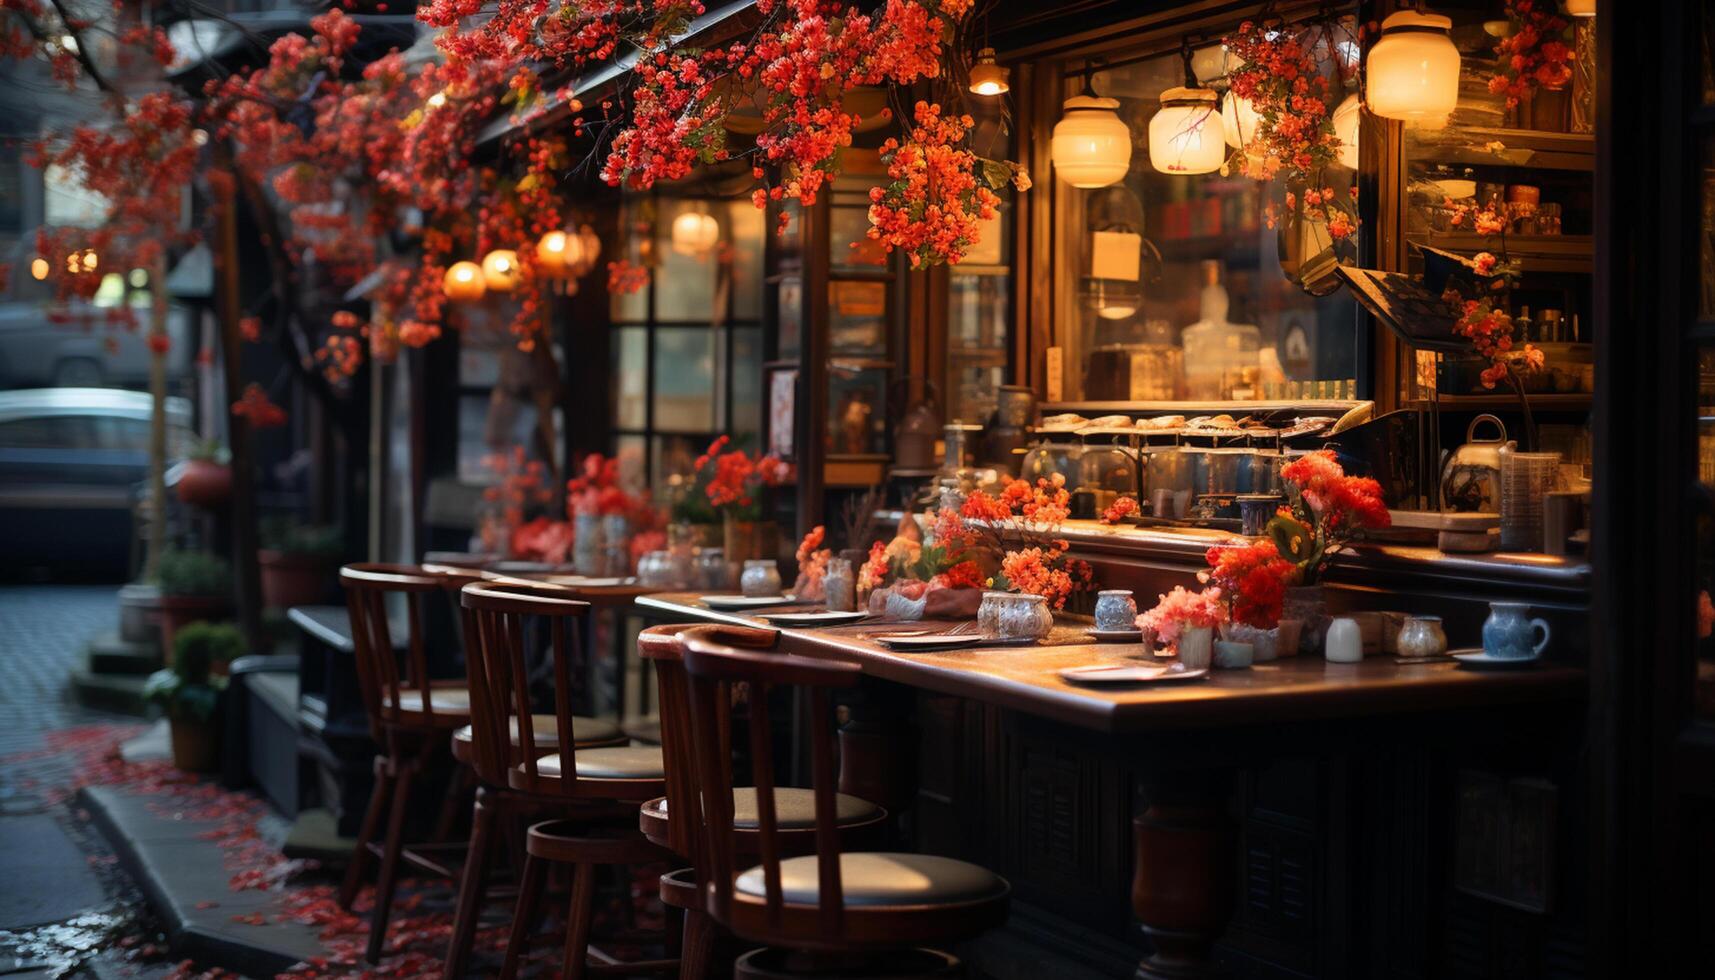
[1266,450,1392,653]
[1136,586,1226,670]
[144,622,244,772]
[175,439,232,510]
[694,436,792,564]
[258,517,344,610]
[156,549,232,662]
[1203,539,1299,664]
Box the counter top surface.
[636,592,1585,733]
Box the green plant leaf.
[1267,514,1314,566]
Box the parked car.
[0,269,193,389]
[0,388,193,576]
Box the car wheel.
[54,358,104,387]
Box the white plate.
[876,634,984,652]
[699,594,796,610]
[1085,629,1145,643]
[1450,648,1541,669]
[1059,664,1209,684]
[758,610,870,626]
[539,575,628,587]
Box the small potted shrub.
[258,516,343,610]
[144,622,244,772]
[175,439,232,510]
[156,549,232,661]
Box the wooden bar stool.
[441,580,629,979]
[461,581,679,980]
[336,563,476,963]
[679,633,1010,979]
[636,623,889,979]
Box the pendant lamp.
[1051,64,1132,188]
[1366,9,1461,128]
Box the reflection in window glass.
[657,198,722,321]
[610,200,651,323]
[948,270,1009,423]
[732,327,763,440]
[653,328,717,432]
[614,327,647,429]
[615,433,647,490]
[1699,348,1715,719]
[830,280,887,354]
[1055,50,1358,402]
[728,199,766,321]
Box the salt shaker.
[1325,617,1363,663]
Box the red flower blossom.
[231,383,287,428]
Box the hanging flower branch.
[1489,0,1573,108]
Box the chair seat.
[735,852,1008,909]
[533,745,665,779]
[384,686,471,715]
[453,714,622,749]
[648,788,882,830]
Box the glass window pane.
[828,366,889,455]
[948,269,1010,423]
[727,199,766,321]
[615,434,647,490]
[652,327,717,432]
[1056,46,1359,402]
[613,327,648,430]
[657,198,721,322]
[778,276,802,358]
[610,198,650,323]
[1699,346,1715,719]
[830,279,888,355]
[731,327,763,441]
[652,434,705,497]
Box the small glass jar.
[823,558,855,612]
[978,591,1055,641]
[637,551,674,587]
[695,548,729,590]
[1396,614,1448,660]
[740,559,782,598]
[1092,589,1138,631]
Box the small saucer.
[1450,647,1541,669]
[1059,664,1208,684]
[1084,628,1145,643]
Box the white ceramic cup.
[1325,617,1363,663]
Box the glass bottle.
[1180,260,1260,400]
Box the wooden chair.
[336,562,476,963]
[636,623,889,979]
[460,581,678,980]
[679,633,1010,978]
[441,579,628,978]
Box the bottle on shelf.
[1180,260,1260,400]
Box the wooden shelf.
[1408,126,1595,172]
[1414,393,1593,411]
[1410,233,1593,274]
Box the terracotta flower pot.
[258,550,334,610]
[176,459,232,509]
[155,595,231,666]
[723,516,781,566]
[169,716,219,773]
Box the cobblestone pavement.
[0,585,127,757]
[0,585,174,979]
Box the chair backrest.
[340,563,453,740]
[680,632,862,941]
[460,581,596,797]
[638,623,779,860]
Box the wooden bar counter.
[637,581,1587,979]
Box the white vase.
[1177,626,1214,670]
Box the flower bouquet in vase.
[1136,586,1226,670]
[695,436,791,564]
[860,509,988,621]
[1266,450,1392,653]
[567,452,644,574]
[961,474,1094,614]
[1203,539,1299,663]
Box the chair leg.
[338,755,391,911]
[561,862,597,980]
[364,759,417,963]
[679,908,716,980]
[434,764,473,843]
[443,787,498,979]
[500,853,548,980]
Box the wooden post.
[143,252,168,582]
[213,153,263,647]
[1131,772,1237,980]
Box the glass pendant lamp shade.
[442,261,486,301]
[1366,10,1461,127]
[1220,92,1261,149]
[968,48,1009,95]
[1051,94,1132,188]
[1565,0,1594,15]
[536,230,583,278]
[671,211,721,256]
[481,249,521,291]
[1149,87,1224,175]
[1333,93,1361,169]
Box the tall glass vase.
[573,512,603,576]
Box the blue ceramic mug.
[1481,602,1551,660]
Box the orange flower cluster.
[567,452,644,518]
[1279,450,1390,532]
[1489,0,1573,109]
[998,545,1089,610]
[1203,540,1296,628]
[231,384,287,429]
[693,436,791,518]
[866,102,1009,267]
[1223,20,1349,181]
[1100,496,1141,525]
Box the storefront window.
[1053,50,1359,403]
[610,192,765,492]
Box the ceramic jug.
[1441,414,1513,512]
